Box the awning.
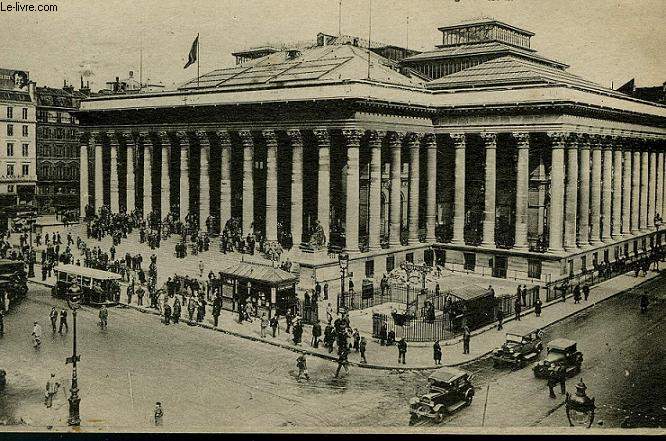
[219,262,298,286]
[448,284,492,302]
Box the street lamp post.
[26,218,35,278]
[338,252,349,315]
[66,289,82,426]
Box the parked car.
[533,338,583,378]
[409,368,475,424]
[492,325,544,369]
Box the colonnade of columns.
[81,129,665,255]
[548,133,665,253]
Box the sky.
[1,0,664,91]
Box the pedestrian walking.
[397,338,407,364]
[514,296,522,321]
[352,328,360,352]
[58,309,68,334]
[187,297,196,324]
[137,285,144,306]
[163,303,172,325]
[534,298,542,317]
[98,305,108,330]
[462,324,471,354]
[260,313,269,338]
[198,260,204,278]
[326,303,334,324]
[285,310,293,334]
[296,354,310,381]
[32,321,42,349]
[359,336,367,363]
[433,340,442,365]
[573,285,581,304]
[172,297,181,324]
[379,321,387,346]
[558,366,567,394]
[154,402,164,426]
[583,285,590,301]
[270,314,279,337]
[212,296,221,327]
[334,349,350,378]
[547,368,558,398]
[44,373,59,408]
[496,308,504,330]
[311,320,322,348]
[49,307,58,333]
[292,319,303,345]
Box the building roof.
[220,262,298,285]
[402,42,567,69]
[180,44,423,90]
[437,18,535,36]
[448,284,492,301]
[426,55,624,96]
[0,89,31,103]
[36,86,86,108]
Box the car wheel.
[434,411,444,424]
[409,415,418,426]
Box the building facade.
[35,84,88,213]
[77,19,666,290]
[0,68,37,206]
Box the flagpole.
[197,33,200,88]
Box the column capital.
[546,132,567,148]
[404,132,421,146]
[286,129,304,146]
[450,133,466,148]
[90,130,103,144]
[511,132,530,147]
[175,131,190,145]
[193,130,210,145]
[313,128,330,145]
[386,131,404,145]
[588,134,603,150]
[117,132,134,144]
[262,129,278,146]
[155,131,170,145]
[341,128,362,146]
[215,129,231,145]
[366,129,385,145]
[422,133,436,146]
[79,132,90,144]
[479,132,497,146]
[238,130,254,146]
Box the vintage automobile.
[53,264,121,307]
[409,368,475,424]
[491,325,544,369]
[0,259,28,310]
[533,338,583,379]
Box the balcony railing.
[0,174,37,182]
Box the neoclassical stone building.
[78,19,666,289]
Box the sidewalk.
[28,259,661,370]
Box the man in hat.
[32,321,42,348]
[296,354,310,381]
[154,402,164,426]
[44,373,59,407]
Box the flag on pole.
[184,35,199,69]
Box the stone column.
[577,138,591,246]
[648,148,657,230]
[388,131,403,247]
[124,133,136,214]
[239,130,254,236]
[612,141,623,240]
[631,146,641,234]
[287,129,303,246]
[196,130,211,226]
[343,129,361,253]
[451,133,466,245]
[601,138,614,243]
[564,135,579,251]
[589,137,603,245]
[481,133,497,247]
[622,144,632,236]
[658,150,665,220]
[141,133,153,217]
[79,136,89,217]
[314,129,331,244]
[367,130,383,251]
[157,132,171,219]
[109,136,119,213]
[93,133,104,212]
[407,132,421,245]
[548,133,565,253]
[513,133,530,249]
[263,129,278,243]
[217,130,232,231]
[424,133,437,242]
[640,147,649,232]
[176,131,190,222]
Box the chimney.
[28,81,36,102]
